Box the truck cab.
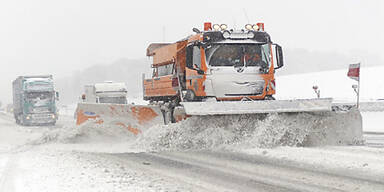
[82,82,128,104]
[12,75,59,126]
[143,22,284,102]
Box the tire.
[19,115,25,126]
[184,90,196,102]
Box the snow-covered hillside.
[276,65,384,101]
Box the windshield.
[99,97,127,104]
[205,44,271,70]
[26,92,54,106]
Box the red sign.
[347,63,360,81]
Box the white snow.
[275,65,384,133]
[276,65,384,101]
[361,112,384,133]
[238,146,384,180]
[1,66,384,191]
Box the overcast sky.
[0,0,383,103]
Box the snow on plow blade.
[75,103,163,137]
[181,98,333,115]
[180,98,363,146]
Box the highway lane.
[101,150,384,192]
[1,111,384,191]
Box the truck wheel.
[19,115,25,126]
[184,90,196,101]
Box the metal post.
[357,77,360,108]
[349,62,361,109]
[312,85,320,98]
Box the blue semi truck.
[12,75,59,126]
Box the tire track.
[105,151,384,192]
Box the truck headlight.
[212,24,220,31]
[26,115,31,120]
[51,114,56,119]
[245,24,253,30]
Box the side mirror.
[192,28,201,34]
[55,92,59,101]
[274,44,284,69]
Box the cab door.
[154,64,177,97]
[144,63,177,99]
[185,44,207,99]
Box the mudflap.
[75,103,164,137]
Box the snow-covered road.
[0,111,384,191]
[107,150,384,191]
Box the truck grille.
[31,113,54,120]
[31,107,51,113]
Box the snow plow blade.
[181,98,333,115]
[179,98,363,146]
[75,103,163,137]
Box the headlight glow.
[245,24,253,30]
[220,24,228,30]
[212,24,220,31]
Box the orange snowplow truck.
[74,22,362,145]
[143,22,283,103]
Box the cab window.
[157,64,174,76]
[186,45,201,69]
[192,46,201,69]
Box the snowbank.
[276,65,384,101]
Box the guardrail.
[333,101,384,112]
